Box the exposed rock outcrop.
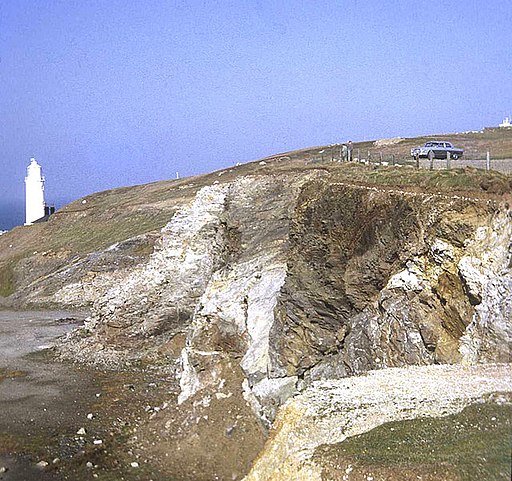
[1,138,511,481]
[55,170,511,427]
[459,210,512,363]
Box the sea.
[0,202,24,231]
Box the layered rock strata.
[56,171,511,426]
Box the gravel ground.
[0,310,89,436]
[302,363,512,419]
[2,312,510,481]
[0,311,174,481]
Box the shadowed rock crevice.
[271,183,424,378]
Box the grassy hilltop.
[260,127,512,164]
[0,129,511,300]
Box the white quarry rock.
[178,348,202,405]
[251,376,298,404]
[54,183,232,314]
[459,209,512,362]
[174,175,312,406]
[98,184,229,332]
[51,171,510,432]
[242,378,262,415]
[195,255,281,336]
[386,265,424,291]
[179,256,286,403]
[215,391,232,399]
[458,256,485,302]
[241,376,298,426]
[460,271,512,363]
[430,238,455,264]
[241,265,287,379]
[178,259,288,403]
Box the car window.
[425,142,432,147]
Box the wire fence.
[305,145,512,174]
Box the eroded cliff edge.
[39,168,510,428]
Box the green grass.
[0,261,16,297]
[270,160,511,195]
[44,210,173,254]
[355,165,512,194]
[279,128,512,164]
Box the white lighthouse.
[25,158,46,225]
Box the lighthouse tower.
[25,158,46,225]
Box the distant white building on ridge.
[499,116,511,128]
[25,158,47,225]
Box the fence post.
[429,150,434,170]
[486,151,491,171]
[357,148,360,162]
[367,150,371,163]
[379,152,383,163]
[415,155,419,168]
[446,151,451,170]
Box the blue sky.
[1,0,511,229]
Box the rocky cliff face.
[52,168,511,427]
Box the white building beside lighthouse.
[25,158,46,225]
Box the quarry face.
[0,160,511,480]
